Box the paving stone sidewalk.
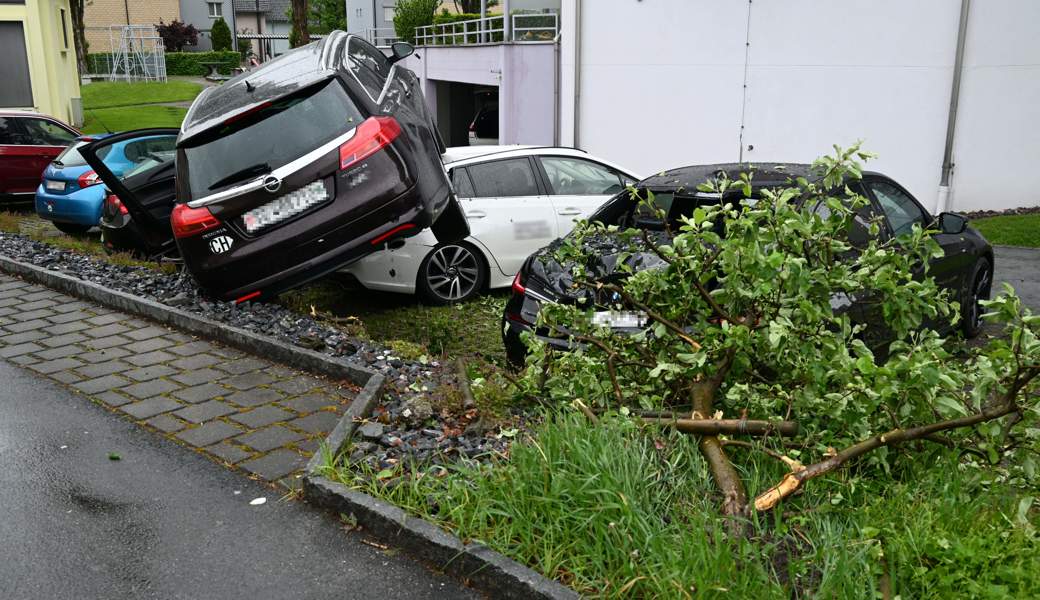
[0,273,358,489]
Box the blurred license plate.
[45,180,65,192]
[242,181,328,233]
[591,311,647,329]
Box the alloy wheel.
[425,244,480,302]
[969,265,991,329]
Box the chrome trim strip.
[187,125,359,208]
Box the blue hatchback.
[34,134,140,234]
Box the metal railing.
[414,12,558,47]
[362,27,399,48]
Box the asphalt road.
[993,245,1040,311]
[0,360,479,600]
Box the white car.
[344,146,641,303]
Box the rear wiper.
[208,162,271,190]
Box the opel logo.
[262,175,282,193]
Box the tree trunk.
[70,0,88,76]
[689,383,748,530]
[641,417,798,437]
[291,0,310,48]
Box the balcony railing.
[414,12,559,47]
[362,27,399,48]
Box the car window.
[54,139,110,167]
[0,117,25,144]
[868,180,927,237]
[627,191,675,229]
[467,158,540,198]
[20,118,76,146]
[348,36,391,100]
[811,198,877,249]
[540,156,624,196]
[98,134,178,181]
[181,79,364,199]
[451,168,475,198]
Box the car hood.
[527,231,668,302]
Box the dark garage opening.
[0,21,34,108]
[433,81,498,147]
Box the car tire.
[417,241,488,305]
[503,320,528,370]
[961,257,992,338]
[53,222,92,235]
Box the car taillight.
[511,271,526,296]
[171,203,221,238]
[105,193,128,215]
[78,170,101,188]
[339,116,401,170]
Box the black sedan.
[81,32,466,302]
[502,163,994,366]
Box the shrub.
[209,17,232,51]
[155,20,199,52]
[392,0,439,44]
[162,51,240,76]
[236,36,252,59]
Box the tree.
[309,0,346,34]
[210,17,232,51]
[393,0,439,44]
[453,0,498,13]
[526,145,1040,529]
[69,0,88,75]
[289,0,310,48]
[155,20,199,52]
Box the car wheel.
[417,242,487,305]
[961,258,992,338]
[53,222,91,235]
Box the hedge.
[86,51,240,77]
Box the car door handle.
[557,208,582,216]
[465,210,486,219]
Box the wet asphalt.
[0,359,479,600]
[993,245,1040,310]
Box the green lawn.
[81,106,188,134]
[972,213,1040,248]
[81,80,203,109]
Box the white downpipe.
[936,185,951,215]
[572,0,582,149]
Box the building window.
[59,8,69,50]
[384,7,395,22]
[208,2,222,18]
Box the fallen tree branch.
[641,417,798,437]
[755,368,1038,511]
[455,358,476,410]
[689,383,748,525]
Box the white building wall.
[562,0,1040,212]
[947,0,1040,211]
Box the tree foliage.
[156,20,199,52]
[70,0,88,76]
[523,145,1040,522]
[393,0,439,44]
[209,17,232,52]
[452,0,498,13]
[309,0,347,34]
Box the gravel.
[0,232,520,471]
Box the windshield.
[180,79,366,199]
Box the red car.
[0,111,79,207]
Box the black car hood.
[528,232,668,302]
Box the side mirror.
[389,42,414,63]
[938,212,968,235]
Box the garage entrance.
[432,81,498,147]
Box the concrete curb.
[0,255,576,598]
[303,395,578,600]
[0,256,380,387]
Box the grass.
[972,213,1040,248]
[322,409,1040,598]
[280,278,510,364]
[81,80,203,109]
[81,106,188,134]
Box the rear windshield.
[55,140,111,167]
[179,79,365,199]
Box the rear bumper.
[35,185,104,226]
[185,185,443,301]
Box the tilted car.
[345,146,640,303]
[502,163,994,366]
[0,111,79,208]
[34,135,115,234]
[80,32,467,301]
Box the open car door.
[79,128,180,257]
